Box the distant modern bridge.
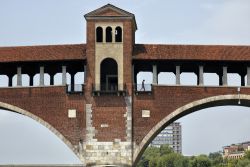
[0,4,250,167]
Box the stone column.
[17,67,22,86]
[152,64,158,84]
[247,67,250,86]
[103,26,106,43]
[62,66,67,85]
[112,26,115,43]
[199,65,204,85]
[176,65,180,85]
[222,66,227,86]
[40,66,44,86]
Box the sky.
[0,0,250,164]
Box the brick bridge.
[0,4,250,167]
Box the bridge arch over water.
[133,94,250,165]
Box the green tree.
[226,158,238,167]
[244,150,250,160]
[208,152,223,166]
[160,144,173,156]
[189,155,212,167]
[236,158,250,167]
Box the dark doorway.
[100,58,118,91]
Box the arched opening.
[0,102,82,164]
[33,73,50,86]
[100,58,118,91]
[0,75,8,87]
[228,73,241,86]
[54,73,71,85]
[75,72,84,84]
[158,72,176,85]
[133,94,250,165]
[12,74,30,86]
[204,73,219,86]
[136,72,152,91]
[115,26,122,42]
[96,27,103,42]
[106,27,112,43]
[180,72,197,85]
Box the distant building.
[151,122,182,154]
[223,141,250,159]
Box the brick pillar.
[132,64,135,84]
[152,64,158,84]
[84,65,87,84]
[17,67,22,86]
[222,66,227,86]
[62,66,67,85]
[176,65,180,85]
[199,65,204,85]
[40,66,44,86]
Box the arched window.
[106,27,112,42]
[115,26,122,42]
[96,27,103,42]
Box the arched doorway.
[100,58,118,91]
[132,94,250,166]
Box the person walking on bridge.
[140,79,145,91]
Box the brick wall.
[133,85,250,145]
[0,86,85,145]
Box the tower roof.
[84,4,137,30]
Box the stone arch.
[133,94,250,165]
[100,58,118,91]
[0,101,81,162]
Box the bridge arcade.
[0,4,250,167]
[133,62,250,89]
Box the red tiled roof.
[0,44,86,63]
[133,44,250,61]
[1,43,250,63]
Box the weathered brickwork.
[0,3,250,167]
[133,86,250,146]
[0,86,85,146]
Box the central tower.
[85,3,137,95]
[83,4,137,166]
